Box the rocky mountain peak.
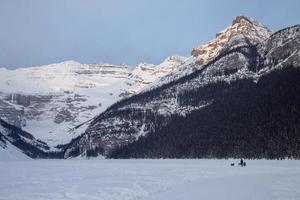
[232,15,257,26]
[191,15,272,64]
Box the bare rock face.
[191,15,272,64]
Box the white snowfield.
[0,159,299,200]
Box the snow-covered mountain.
[0,61,131,147]
[63,19,300,158]
[0,57,185,149]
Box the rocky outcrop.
[191,15,272,64]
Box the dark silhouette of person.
[239,159,244,166]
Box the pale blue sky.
[0,0,299,69]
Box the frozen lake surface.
[0,159,300,200]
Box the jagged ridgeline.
[63,18,300,159]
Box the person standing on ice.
[239,159,244,166]
[239,159,246,167]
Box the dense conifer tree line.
[110,66,300,159]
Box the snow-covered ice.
[0,159,299,200]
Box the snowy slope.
[0,141,31,161]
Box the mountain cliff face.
[63,16,300,158]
